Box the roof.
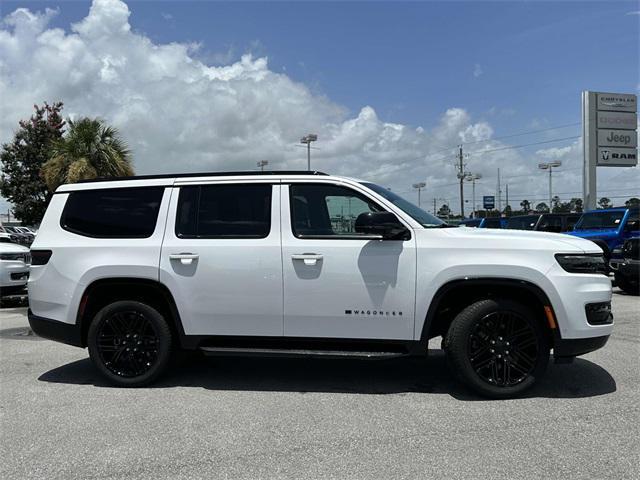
[75,170,328,183]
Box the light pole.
[464,173,482,218]
[300,134,318,171]
[538,161,562,212]
[256,160,268,172]
[412,182,426,207]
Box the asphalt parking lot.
[0,291,638,480]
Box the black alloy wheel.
[467,311,538,387]
[444,299,549,399]
[88,301,172,386]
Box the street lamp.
[538,161,562,211]
[412,182,426,207]
[256,160,268,172]
[300,134,318,171]
[464,173,482,218]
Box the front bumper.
[554,335,609,358]
[28,310,83,347]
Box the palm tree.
[42,118,134,191]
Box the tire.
[444,299,550,399]
[87,301,173,387]
[615,274,640,296]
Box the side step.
[199,346,407,359]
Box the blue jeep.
[568,207,640,261]
[459,217,505,228]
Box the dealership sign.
[597,111,637,129]
[596,93,637,112]
[583,90,638,210]
[483,196,495,209]
[597,147,637,167]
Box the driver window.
[290,184,383,237]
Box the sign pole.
[583,91,598,211]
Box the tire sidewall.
[87,300,172,387]
[446,298,550,399]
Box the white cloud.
[626,11,640,15]
[0,0,637,216]
[473,63,483,78]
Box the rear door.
[160,181,283,336]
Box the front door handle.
[169,253,199,265]
[292,253,323,266]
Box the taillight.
[30,250,52,266]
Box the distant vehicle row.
[461,207,639,260]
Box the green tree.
[437,204,451,217]
[570,198,583,213]
[625,197,640,208]
[520,199,531,213]
[535,202,549,213]
[0,102,65,225]
[503,205,512,217]
[42,118,134,191]
[598,197,612,209]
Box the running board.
[199,346,407,359]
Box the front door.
[281,182,416,340]
[160,182,283,336]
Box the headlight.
[555,254,606,274]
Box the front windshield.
[575,211,625,230]
[361,182,445,227]
[506,215,539,230]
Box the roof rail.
[75,170,329,183]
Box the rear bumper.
[554,335,609,358]
[28,309,83,347]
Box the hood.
[0,242,30,253]
[568,229,618,240]
[440,226,601,254]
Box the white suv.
[28,171,613,397]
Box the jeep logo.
[605,131,633,145]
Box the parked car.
[1,226,33,245]
[568,207,640,261]
[15,226,37,236]
[459,217,505,228]
[613,238,639,295]
[505,213,581,233]
[0,242,31,297]
[28,171,612,398]
[0,226,24,244]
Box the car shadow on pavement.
[38,349,616,400]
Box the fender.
[419,277,555,343]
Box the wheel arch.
[420,278,557,344]
[77,278,185,348]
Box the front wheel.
[87,301,173,387]
[444,299,550,399]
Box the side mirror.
[625,220,639,232]
[355,211,409,240]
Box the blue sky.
[1,0,638,215]
[6,0,636,132]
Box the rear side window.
[176,184,272,238]
[61,187,165,238]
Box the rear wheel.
[87,301,172,387]
[444,299,549,399]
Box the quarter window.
[176,184,272,238]
[61,187,164,238]
[290,184,383,237]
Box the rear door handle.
[169,253,199,265]
[292,253,323,266]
